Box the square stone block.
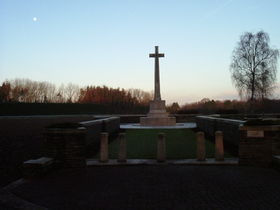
[140,117,176,126]
[149,100,166,111]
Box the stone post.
[196,132,206,161]
[118,133,126,162]
[215,131,224,161]
[100,132,108,162]
[157,133,166,162]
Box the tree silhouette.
[230,31,279,101]
[0,81,11,103]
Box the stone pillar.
[44,126,86,168]
[157,133,166,162]
[118,133,126,162]
[239,125,280,167]
[100,132,108,162]
[196,132,206,161]
[215,131,224,161]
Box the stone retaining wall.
[196,115,245,147]
[173,114,197,123]
[80,117,120,156]
[196,115,280,167]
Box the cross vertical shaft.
[149,46,164,101]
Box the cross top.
[149,46,164,101]
[149,46,164,58]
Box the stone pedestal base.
[140,116,176,126]
[140,100,176,126]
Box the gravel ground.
[6,165,280,210]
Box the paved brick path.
[6,166,280,209]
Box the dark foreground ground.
[1,165,280,210]
[0,115,96,187]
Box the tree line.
[0,79,153,106]
[176,98,280,115]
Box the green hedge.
[0,103,148,115]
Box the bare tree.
[128,88,153,105]
[230,31,279,101]
[44,82,57,102]
[64,83,80,103]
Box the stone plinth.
[140,117,176,126]
[140,100,176,126]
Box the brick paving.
[6,166,280,210]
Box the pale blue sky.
[1,0,280,104]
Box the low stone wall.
[80,117,120,141]
[219,113,280,120]
[80,117,120,156]
[196,115,280,167]
[102,117,121,133]
[196,116,245,147]
[119,115,145,123]
[173,114,197,123]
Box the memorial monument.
[140,46,176,126]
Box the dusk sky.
[1,0,280,104]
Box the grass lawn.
[96,129,232,159]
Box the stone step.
[86,158,239,166]
[23,157,53,178]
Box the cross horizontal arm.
[149,53,165,58]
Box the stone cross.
[150,46,164,101]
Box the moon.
[33,17,37,22]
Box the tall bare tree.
[128,88,153,105]
[64,83,80,103]
[230,31,279,101]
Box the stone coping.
[23,157,53,165]
[120,122,196,129]
[45,127,86,133]
[86,158,238,166]
[196,115,245,124]
[80,116,120,125]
